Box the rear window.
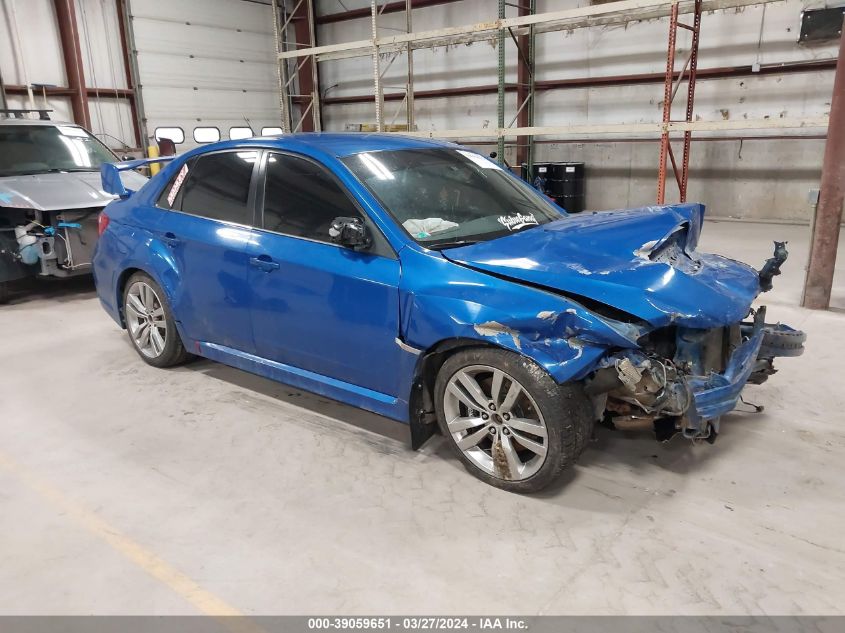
[176,151,258,225]
[156,151,258,225]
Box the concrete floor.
[1,220,844,616]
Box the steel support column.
[54,0,91,129]
[803,19,845,310]
[405,0,415,131]
[515,0,536,171]
[0,67,7,111]
[371,1,384,132]
[293,0,320,132]
[116,0,143,147]
[496,0,505,165]
[657,0,702,203]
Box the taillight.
[98,211,110,236]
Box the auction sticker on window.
[167,163,189,207]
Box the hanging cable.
[78,0,106,135]
[8,0,35,109]
[100,0,127,147]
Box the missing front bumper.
[588,307,806,441]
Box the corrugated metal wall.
[129,0,281,149]
[315,0,839,220]
[1,0,133,149]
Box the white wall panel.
[0,0,66,87]
[74,0,127,91]
[314,0,837,219]
[88,97,135,150]
[129,0,280,149]
[318,0,837,128]
[4,93,73,122]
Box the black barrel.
[520,161,586,212]
[548,162,585,213]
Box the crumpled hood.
[0,170,148,211]
[442,203,762,329]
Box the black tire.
[0,281,9,304]
[434,347,593,493]
[122,271,190,368]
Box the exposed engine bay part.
[0,208,98,284]
[758,241,789,292]
[586,306,805,444]
[14,224,39,264]
[586,352,693,419]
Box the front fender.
[399,248,645,384]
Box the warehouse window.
[154,127,184,144]
[261,127,283,136]
[229,127,253,140]
[262,153,361,242]
[193,127,221,144]
[179,151,257,225]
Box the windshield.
[0,124,116,176]
[341,148,563,248]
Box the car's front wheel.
[434,348,593,493]
[122,272,189,367]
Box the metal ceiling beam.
[318,59,837,105]
[401,117,830,139]
[280,0,786,62]
[316,0,459,24]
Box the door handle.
[250,256,280,272]
[161,232,180,247]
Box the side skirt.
[197,342,410,424]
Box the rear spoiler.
[101,156,176,198]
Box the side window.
[262,153,362,242]
[179,151,258,225]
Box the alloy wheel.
[125,281,168,358]
[442,365,548,481]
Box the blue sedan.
[94,133,803,493]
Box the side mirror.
[329,216,371,250]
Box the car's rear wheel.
[434,348,593,493]
[0,281,9,305]
[123,272,189,367]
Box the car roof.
[201,132,458,158]
[0,118,76,127]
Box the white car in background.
[0,116,147,302]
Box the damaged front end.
[586,301,804,442]
[428,204,805,444]
[583,237,803,443]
